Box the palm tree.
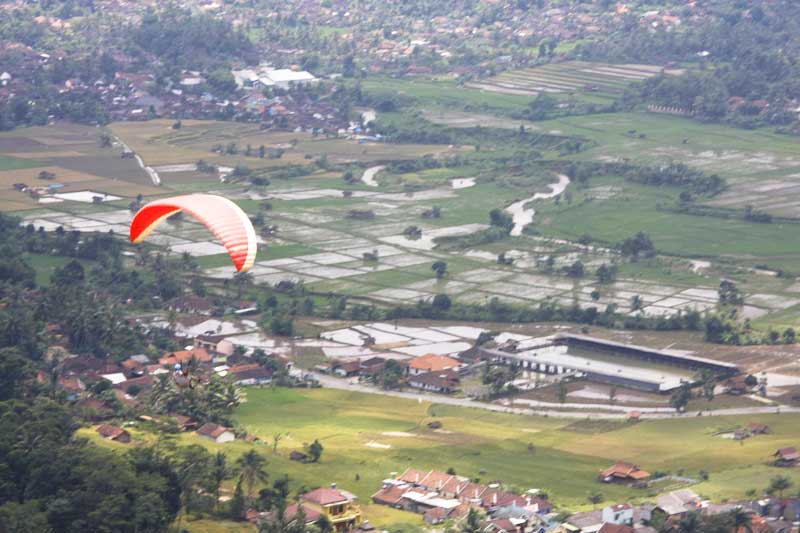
[207,452,231,511]
[233,272,254,300]
[149,374,176,413]
[461,508,481,532]
[729,507,752,533]
[236,450,269,501]
[677,510,702,533]
[180,251,198,271]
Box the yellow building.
[301,484,363,531]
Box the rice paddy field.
[6,108,800,335]
[465,60,685,101]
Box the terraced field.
[466,60,685,100]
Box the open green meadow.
[0,154,45,170]
[84,387,800,524]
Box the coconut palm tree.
[677,511,702,533]
[729,507,752,533]
[236,450,268,501]
[207,452,231,511]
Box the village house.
[113,375,154,396]
[277,503,322,526]
[600,462,651,485]
[408,370,461,394]
[74,398,113,421]
[96,424,131,443]
[121,354,150,377]
[654,489,702,519]
[407,353,461,375]
[228,363,273,385]
[170,414,198,431]
[359,356,386,377]
[169,295,214,315]
[333,360,362,378]
[300,485,363,532]
[722,374,753,395]
[159,347,213,367]
[194,334,235,358]
[602,503,634,526]
[195,422,235,443]
[773,447,800,467]
[597,524,635,533]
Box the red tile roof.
[284,503,321,524]
[96,424,129,441]
[488,518,517,532]
[303,487,350,506]
[372,485,408,505]
[601,462,650,480]
[419,470,453,491]
[775,447,800,460]
[409,354,460,372]
[195,422,231,439]
[598,524,635,533]
[397,468,427,484]
[159,347,212,366]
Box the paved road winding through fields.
[313,374,800,420]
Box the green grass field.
[234,389,800,510]
[24,253,91,286]
[360,77,533,113]
[535,176,800,267]
[0,154,45,170]
[80,386,800,530]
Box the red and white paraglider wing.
[130,194,257,272]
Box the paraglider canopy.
[130,194,257,272]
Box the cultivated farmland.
[466,60,684,100]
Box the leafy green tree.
[308,439,324,462]
[670,382,693,412]
[768,475,793,498]
[719,280,744,305]
[379,359,404,390]
[432,293,452,311]
[431,261,448,279]
[557,381,568,404]
[0,348,35,400]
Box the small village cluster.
[238,470,800,533]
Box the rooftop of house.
[397,467,428,484]
[775,447,800,460]
[302,486,354,506]
[159,347,212,366]
[96,424,128,440]
[420,470,454,491]
[409,353,460,371]
[372,485,408,505]
[601,462,651,480]
[409,370,460,388]
[657,489,701,516]
[283,503,321,524]
[195,422,231,438]
[598,523,635,533]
